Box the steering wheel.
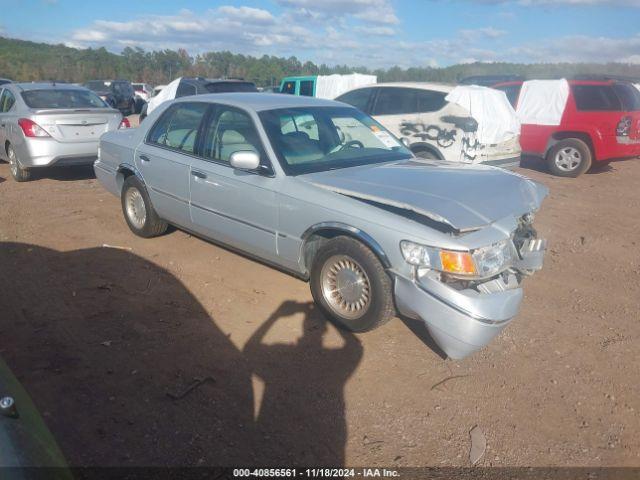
[339,140,364,151]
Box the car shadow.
[398,316,447,360]
[30,165,96,182]
[0,242,360,467]
[520,154,620,176]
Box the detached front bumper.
[394,238,546,359]
[395,275,521,359]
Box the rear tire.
[310,236,394,333]
[121,176,168,238]
[546,138,592,177]
[7,144,32,182]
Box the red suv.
[494,79,640,177]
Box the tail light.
[616,116,632,136]
[18,118,51,138]
[119,117,131,129]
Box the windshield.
[85,81,111,92]
[204,82,258,93]
[21,89,109,109]
[259,106,412,175]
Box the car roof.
[10,82,90,91]
[182,77,255,85]
[493,79,618,88]
[174,92,347,111]
[345,82,455,93]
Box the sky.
[1,0,639,68]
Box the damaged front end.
[394,213,546,359]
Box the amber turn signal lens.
[439,250,477,276]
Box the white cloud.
[509,34,640,63]
[277,0,399,24]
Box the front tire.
[412,147,439,160]
[310,236,394,332]
[7,144,32,182]
[547,138,592,177]
[121,176,168,238]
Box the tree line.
[2,36,640,87]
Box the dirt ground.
[0,140,639,468]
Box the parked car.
[0,82,127,181]
[493,78,640,176]
[132,82,153,113]
[94,93,547,359]
[84,79,136,115]
[0,355,71,475]
[0,78,11,86]
[336,82,521,167]
[139,77,258,122]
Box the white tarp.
[635,83,640,93]
[315,74,377,99]
[146,77,182,115]
[515,79,569,126]
[445,85,520,145]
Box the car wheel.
[7,144,32,182]
[546,139,592,177]
[310,236,394,332]
[121,175,168,238]
[413,147,439,160]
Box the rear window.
[299,80,314,97]
[21,89,108,109]
[204,82,258,94]
[572,85,622,111]
[612,83,640,111]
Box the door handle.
[139,155,150,162]
[191,170,207,179]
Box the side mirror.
[229,151,260,171]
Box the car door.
[135,101,209,225]
[0,88,16,161]
[189,104,279,262]
[371,87,457,160]
[0,89,9,159]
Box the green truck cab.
[279,76,317,97]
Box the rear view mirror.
[230,151,260,171]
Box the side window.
[612,83,640,111]
[335,88,373,113]
[572,85,622,111]
[0,90,12,112]
[416,89,447,113]
[281,81,296,95]
[299,80,314,97]
[147,103,208,154]
[372,88,417,116]
[201,106,262,163]
[280,113,320,141]
[176,82,197,98]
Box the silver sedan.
[94,93,548,359]
[0,82,125,181]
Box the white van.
[336,82,521,167]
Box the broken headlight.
[400,239,514,278]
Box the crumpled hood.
[300,159,548,231]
